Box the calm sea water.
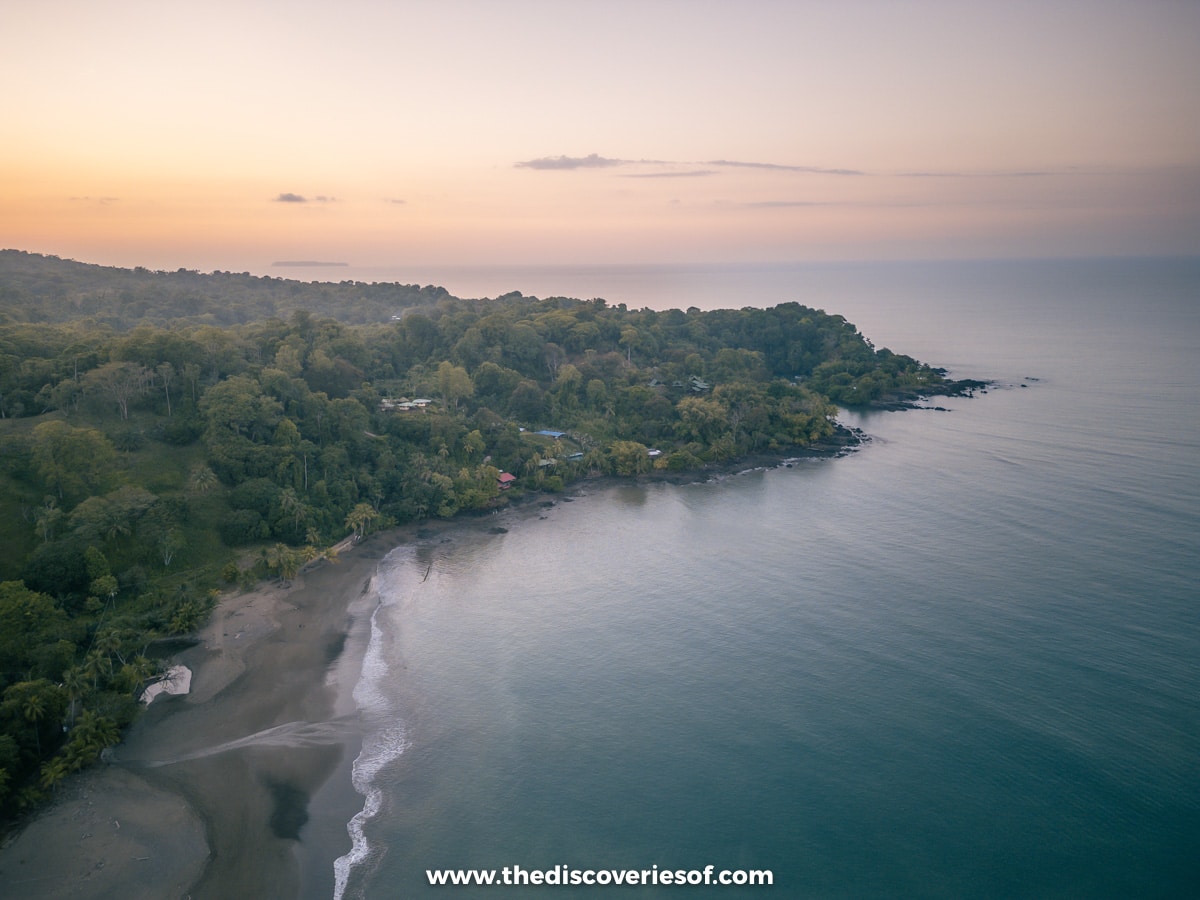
[319,259,1200,898]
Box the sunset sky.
[2,0,1198,273]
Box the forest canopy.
[0,249,978,817]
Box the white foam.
[332,721,409,900]
[333,549,416,900]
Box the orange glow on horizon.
[2,2,1197,271]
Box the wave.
[332,721,409,900]
[333,551,414,900]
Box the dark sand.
[0,527,397,899]
[0,448,849,899]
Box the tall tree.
[437,361,473,410]
[156,362,175,416]
[83,361,146,420]
[30,421,116,502]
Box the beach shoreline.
[0,522,412,899]
[0,439,852,899]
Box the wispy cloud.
[384,197,407,205]
[515,153,866,176]
[515,153,627,170]
[273,193,338,203]
[708,159,865,176]
[621,170,717,179]
[899,170,1052,178]
[69,195,119,205]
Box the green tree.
[200,374,283,442]
[0,582,71,687]
[188,463,219,493]
[62,667,87,725]
[607,440,652,476]
[676,395,728,444]
[63,710,120,770]
[344,502,379,540]
[82,360,145,420]
[30,420,116,502]
[34,497,63,543]
[21,690,46,754]
[67,486,158,547]
[437,361,473,410]
[158,528,186,568]
[156,362,176,416]
[40,756,70,794]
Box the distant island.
[0,248,984,821]
[271,260,349,267]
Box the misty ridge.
[0,250,449,328]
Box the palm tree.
[35,496,61,542]
[279,487,308,528]
[188,464,219,494]
[40,757,70,793]
[263,542,283,575]
[22,692,47,755]
[96,629,127,668]
[84,649,108,690]
[345,502,378,540]
[66,711,121,769]
[103,514,132,544]
[119,656,156,694]
[278,547,301,582]
[62,667,87,725]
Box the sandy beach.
[0,453,826,900]
[0,525,403,900]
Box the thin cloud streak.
[621,170,717,179]
[515,155,866,176]
[900,170,1052,178]
[708,159,865,176]
[273,193,338,203]
[515,154,627,170]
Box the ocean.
[309,258,1199,898]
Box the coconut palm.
[280,551,300,582]
[279,487,308,527]
[62,667,87,725]
[344,502,378,540]
[95,628,127,668]
[187,464,219,493]
[40,757,70,793]
[22,691,46,754]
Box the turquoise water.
[327,259,1200,898]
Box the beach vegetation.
[0,250,980,823]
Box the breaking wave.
[333,551,413,900]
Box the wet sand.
[0,451,835,899]
[0,528,396,900]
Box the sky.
[2,0,1198,273]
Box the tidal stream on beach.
[306,258,1200,898]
